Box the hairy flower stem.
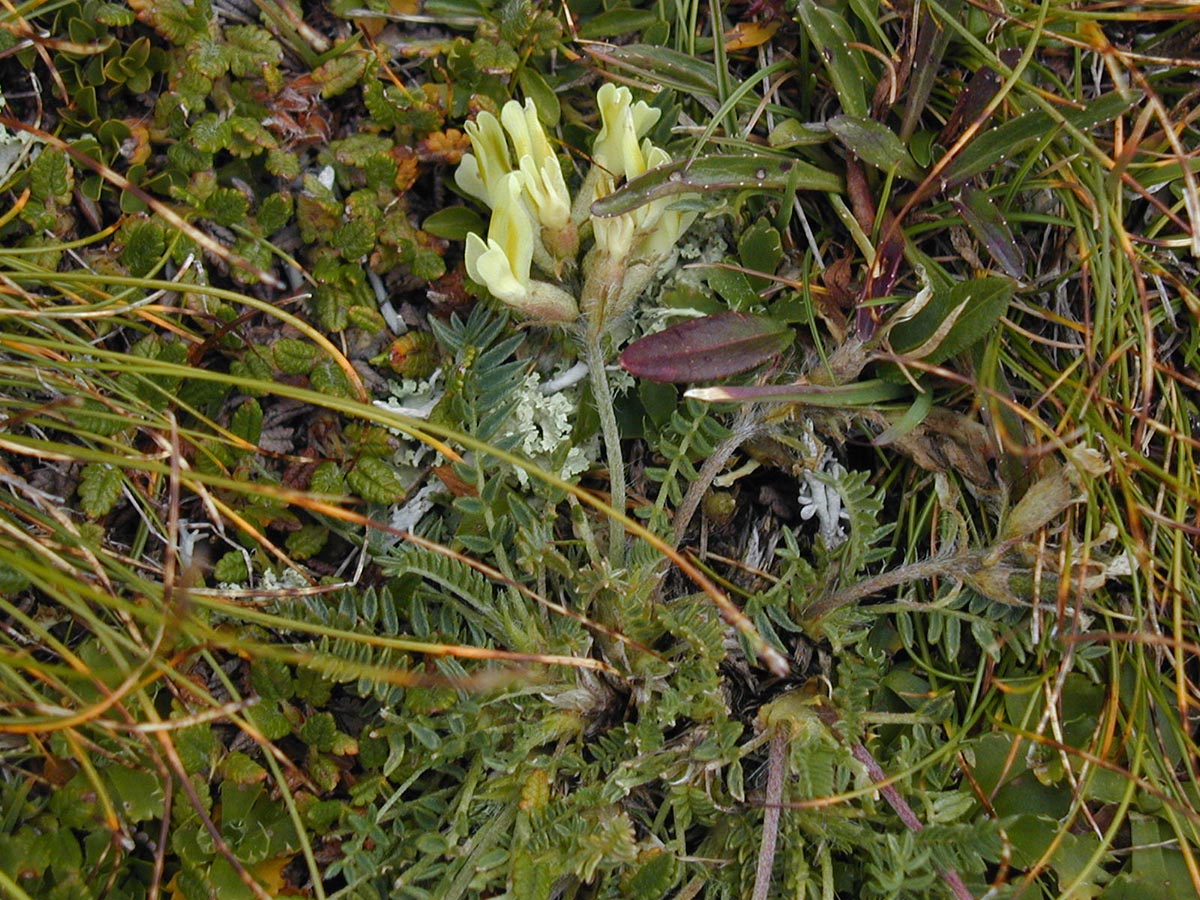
[751,730,788,900]
[585,335,625,568]
[672,404,765,549]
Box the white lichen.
[795,422,850,548]
[503,372,592,486]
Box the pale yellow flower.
[500,99,571,231]
[456,111,511,207]
[463,172,577,322]
[592,83,661,179]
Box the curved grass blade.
[591,154,842,219]
[936,91,1138,189]
[872,387,934,446]
[0,335,792,676]
[686,378,908,406]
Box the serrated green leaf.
[257,192,293,235]
[189,114,232,153]
[29,147,71,202]
[333,219,376,259]
[77,463,123,517]
[252,658,294,701]
[409,246,446,281]
[295,666,333,705]
[224,24,282,78]
[213,551,249,583]
[272,338,319,375]
[266,149,301,178]
[222,752,268,786]
[96,3,136,26]
[228,115,278,154]
[299,712,339,751]
[286,523,329,560]
[309,461,347,495]
[469,38,519,74]
[312,53,368,98]
[230,398,262,445]
[347,457,405,503]
[188,32,231,78]
[121,220,167,277]
[134,0,211,43]
[311,358,355,397]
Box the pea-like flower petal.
[463,172,578,322]
[464,173,533,301]
[456,111,511,207]
[593,83,661,179]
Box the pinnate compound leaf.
[619,312,793,383]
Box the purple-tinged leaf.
[619,312,793,384]
[827,116,924,182]
[953,186,1026,280]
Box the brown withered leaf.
[868,407,999,490]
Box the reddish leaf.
[619,312,793,383]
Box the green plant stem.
[585,335,625,568]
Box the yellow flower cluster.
[455,85,695,329]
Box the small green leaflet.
[77,463,123,517]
